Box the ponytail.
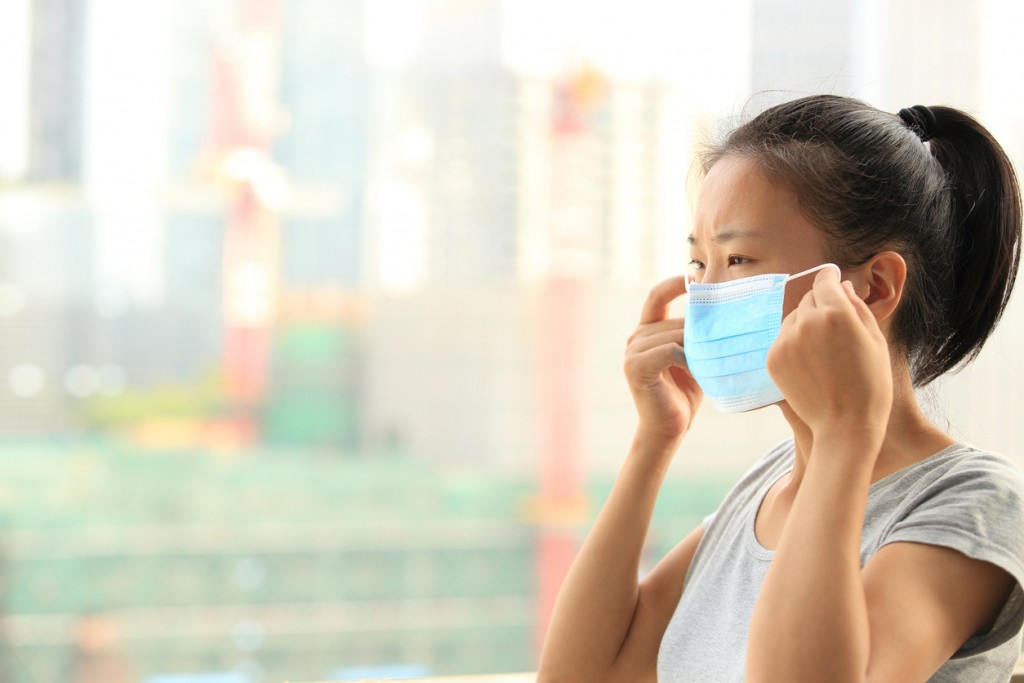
[920,107,1022,384]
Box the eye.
[728,255,751,266]
[688,258,705,271]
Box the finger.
[666,343,687,369]
[814,264,841,285]
[843,279,877,327]
[628,318,684,344]
[809,266,851,307]
[625,343,687,381]
[640,276,690,324]
[779,303,798,332]
[796,285,818,313]
[628,330,686,355]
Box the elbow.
[535,668,568,683]
[535,660,581,683]
[538,661,628,683]
[536,672,590,683]
[536,660,603,683]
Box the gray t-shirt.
[658,440,1024,682]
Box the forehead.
[690,156,823,250]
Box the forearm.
[746,433,877,683]
[538,430,679,680]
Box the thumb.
[814,263,841,285]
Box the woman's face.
[688,155,833,315]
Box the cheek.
[781,280,814,318]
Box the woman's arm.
[747,437,1013,682]
[537,276,704,682]
[537,437,704,683]
[746,267,888,680]
[748,268,1014,681]
[745,432,876,681]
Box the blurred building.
[27,0,86,182]
[363,0,697,472]
[0,191,96,434]
[0,439,723,682]
[0,0,221,435]
[0,0,372,446]
[0,0,89,434]
[262,0,370,449]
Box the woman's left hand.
[766,267,893,441]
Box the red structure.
[206,0,284,437]
[535,65,607,653]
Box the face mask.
[684,263,841,413]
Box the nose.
[698,264,728,285]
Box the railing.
[394,676,535,683]
[300,675,537,683]
[302,662,1024,683]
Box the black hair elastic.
[898,105,939,142]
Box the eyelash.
[688,256,751,270]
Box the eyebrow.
[687,230,766,246]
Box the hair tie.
[898,105,938,142]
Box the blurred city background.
[0,0,1023,681]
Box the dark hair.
[702,95,1022,386]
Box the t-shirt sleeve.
[880,451,1024,657]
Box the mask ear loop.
[784,262,842,283]
[684,271,696,293]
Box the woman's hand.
[624,276,703,442]
[766,267,893,441]
[540,276,707,683]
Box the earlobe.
[860,251,907,322]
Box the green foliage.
[78,371,229,427]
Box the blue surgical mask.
[684,263,841,413]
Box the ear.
[850,251,907,325]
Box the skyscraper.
[27,0,87,182]
[362,0,700,470]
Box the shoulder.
[876,443,1024,521]
[872,443,1024,592]
[867,445,1024,662]
[873,443,1024,511]
[929,444,1024,485]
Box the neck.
[781,365,954,487]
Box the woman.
[537,95,1024,682]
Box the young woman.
[537,95,1024,682]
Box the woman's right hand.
[624,275,703,442]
